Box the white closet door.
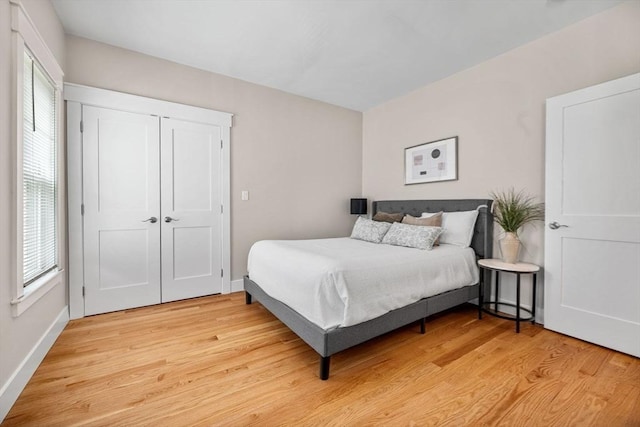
[545,73,640,357]
[160,118,222,302]
[83,106,161,315]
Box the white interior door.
[545,73,640,357]
[160,118,222,302]
[83,106,161,315]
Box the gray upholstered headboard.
[372,199,493,259]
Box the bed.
[244,199,493,379]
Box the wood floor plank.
[4,293,639,426]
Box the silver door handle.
[142,217,158,223]
[549,221,568,230]
[164,216,179,223]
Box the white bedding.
[247,237,479,330]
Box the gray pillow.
[350,217,392,243]
[381,222,443,250]
[372,211,405,223]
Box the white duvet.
[247,237,479,331]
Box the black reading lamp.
[350,198,367,216]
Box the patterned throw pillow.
[402,212,443,245]
[381,222,443,250]
[350,217,392,243]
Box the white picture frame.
[404,136,458,185]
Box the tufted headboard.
[372,199,493,259]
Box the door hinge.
[82,286,85,297]
[221,269,223,277]
[220,139,223,149]
[221,204,223,214]
[80,120,83,133]
[81,204,85,215]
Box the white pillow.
[350,217,391,243]
[381,223,443,250]
[421,210,479,247]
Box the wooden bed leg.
[420,318,426,334]
[245,292,252,305]
[320,356,331,380]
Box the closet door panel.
[83,106,161,315]
[172,129,213,211]
[161,118,222,302]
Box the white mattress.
[247,237,479,330]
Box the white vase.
[500,232,521,264]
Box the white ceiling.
[51,0,623,111]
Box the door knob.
[142,217,158,223]
[164,216,179,223]
[549,221,568,230]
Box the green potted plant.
[490,188,545,263]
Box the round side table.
[478,259,540,333]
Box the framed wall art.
[404,136,458,185]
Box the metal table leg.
[516,272,521,333]
[532,272,537,324]
[478,268,484,319]
[494,270,499,313]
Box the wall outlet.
[241,190,249,201]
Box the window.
[10,0,64,316]
[22,50,58,286]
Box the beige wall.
[64,35,363,281]
[0,0,66,414]
[3,0,636,407]
[363,1,640,272]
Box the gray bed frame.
[244,199,493,380]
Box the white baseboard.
[230,278,244,293]
[0,306,69,422]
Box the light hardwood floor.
[4,292,639,426]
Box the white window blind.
[22,49,58,286]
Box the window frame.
[10,0,65,316]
